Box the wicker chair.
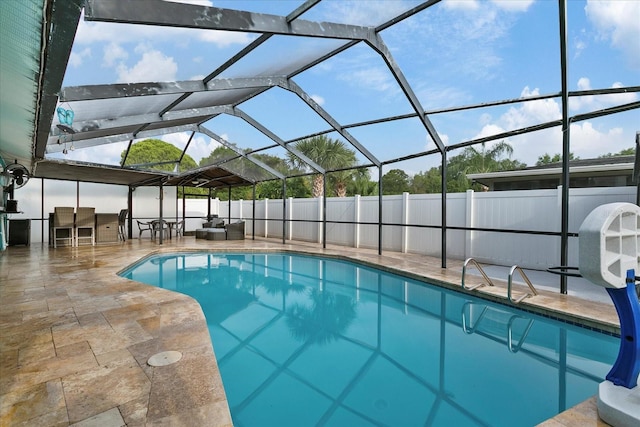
[75,207,95,246]
[53,207,75,248]
[225,221,245,240]
[203,218,224,228]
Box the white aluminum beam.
[231,107,325,174]
[198,126,285,180]
[367,34,445,154]
[60,76,287,101]
[281,79,381,168]
[84,0,375,41]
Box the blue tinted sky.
[59,0,639,175]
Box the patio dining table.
[151,220,180,240]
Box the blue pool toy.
[579,203,640,426]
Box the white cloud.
[198,31,255,48]
[570,78,638,111]
[500,87,562,130]
[443,0,480,11]
[573,29,588,59]
[490,0,534,13]
[59,140,129,165]
[417,85,471,110]
[340,67,396,93]
[585,0,640,69]
[445,0,532,13]
[311,95,325,106]
[465,84,634,165]
[475,123,506,140]
[569,121,624,158]
[116,50,178,83]
[102,42,128,68]
[68,48,91,68]
[321,1,410,25]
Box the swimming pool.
[120,252,618,427]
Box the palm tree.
[447,141,525,192]
[288,136,357,198]
[285,288,357,345]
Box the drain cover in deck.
[148,351,182,367]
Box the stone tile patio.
[0,236,618,426]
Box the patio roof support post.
[378,166,383,256]
[127,186,133,239]
[282,179,286,244]
[159,184,164,245]
[252,184,256,241]
[323,174,327,249]
[441,151,447,268]
[41,179,45,247]
[559,0,569,294]
[228,187,232,224]
[181,186,186,224]
[207,187,212,221]
[635,132,640,206]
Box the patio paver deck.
[0,236,618,426]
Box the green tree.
[599,147,635,157]
[536,152,579,165]
[255,177,311,199]
[381,169,410,195]
[122,138,197,172]
[202,147,307,200]
[411,168,442,194]
[347,168,378,196]
[446,141,526,192]
[199,145,239,167]
[288,136,357,198]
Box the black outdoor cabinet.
[9,219,30,246]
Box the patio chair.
[118,209,128,240]
[151,220,169,240]
[53,207,75,248]
[203,218,224,228]
[137,220,153,239]
[225,221,245,240]
[75,207,95,246]
[174,219,185,238]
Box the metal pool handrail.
[461,302,535,353]
[461,258,495,290]
[508,265,538,304]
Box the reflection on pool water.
[120,252,618,427]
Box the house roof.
[467,155,635,182]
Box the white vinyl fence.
[12,177,634,270]
[208,186,634,270]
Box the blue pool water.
[119,252,618,427]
